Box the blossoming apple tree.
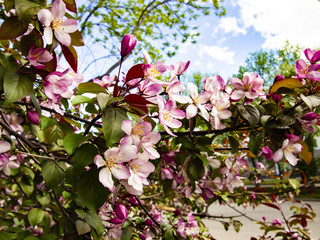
[0,0,319,239]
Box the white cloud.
[213,16,247,36]
[198,44,235,64]
[234,0,320,49]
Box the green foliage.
[234,42,302,86]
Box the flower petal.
[99,168,113,190]
[112,164,130,180]
[54,29,71,46]
[37,9,53,26]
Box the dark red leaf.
[61,44,77,72]
[301,217,307,228]
[271,193,278,203]
[261,202,280,210]
[63,0,77,13]
[289,214,313,220]
[124,94,152,115]
[125,64,144,83]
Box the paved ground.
[203,200,320,240]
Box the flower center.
[132,124,144,136]
[285,144,295,153]
[105,155,121,169]
[300,67,308,75]
[163,111,172,121]
[194,96,202,105]
[52,18,65,30]
[33,53,40,60]
[132,164,141,173]
[147,65,160,77]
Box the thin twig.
[134,196,161,229]
[52,189,74,223]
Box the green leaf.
[120,227,132,240]
[4,70,33,102]
[238,104,260,128]
[102,106,128,147]
[63,133,87,155]
[85,211,105,237]
[77,82,107,94]
[40,117,57,130]
[289,179,300,190]
[41,160,65,189]
[194,153,209,167]
[188,157,205,181]
[71,95,93,105]
[20,175,34,197]
[97,93,123,111]
[228,136,239,154]
[162,228,175,240]
[28,208,45,227]
[0,17,29,40]
[76,168,109,211]
[73,143,98,170]
[0,232,16,240]
[15,0,41,19]
[249,132,263,156]
[301,94,320,110]
[36,192,51,206]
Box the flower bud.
[272,94,282,103]
[273,74,285,83]
[128,196,139,206]
[27,110,40,124]
[144,219,153,226]
[121,34,137,58]
[114,203,127,220]
[301,112,318,121]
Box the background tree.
[77,0,226,77]
[233,41,303,86]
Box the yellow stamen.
[163,111,172,121]
[52,18,64,30]
[147,65,160,77]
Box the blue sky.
[166,0,320,81]
[77,0,320,82]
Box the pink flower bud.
[262,216,266,221]
[273,74,285,83]
[272,218,282,226]
[128,196,139,206]
[161,167,174,180]
[114,203,127,220]
[272,94,282,103]
[27,110,40,124]
[144,219,153,226]
[301,112,318,121]
[258,146,273,160]
[121,34,137,58]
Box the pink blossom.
[5,112,24,132]
[185,82,211,121]
[161,167,174,180]
[230,72,265,101]
[210,91,231,129]
[43,71,73,103]
[142,62,169,85]
[93,75,116,88]
[273,134,302,166]
[258,146,273,160]
[27,45,53,69]
[300,112,318,133]
[37,0,78,46]
[203,75,226,92]
[0,149,24,176]
[157,95,185,137]
[295,59,320,81]
[121,34,137,58]
[127,153,155,192]
[177,219,187,238]
[109,203,128,225]
[272,218,282,226]
[168,61,190,77]
[94,144,137,190]
[165,77,190,103]
[304,48,320,64]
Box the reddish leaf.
[124,94,152,115]
[299,141,312,165]
[269,78,303,95]
[271,193,278,203]
[301,217,307,228]
[261,202,280,210]
[43,51,57,73]
[70,30,84,46]
[61,44,77,72]
[63,0,77,13]
[289,214,313,220]
[125,64,144,83]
